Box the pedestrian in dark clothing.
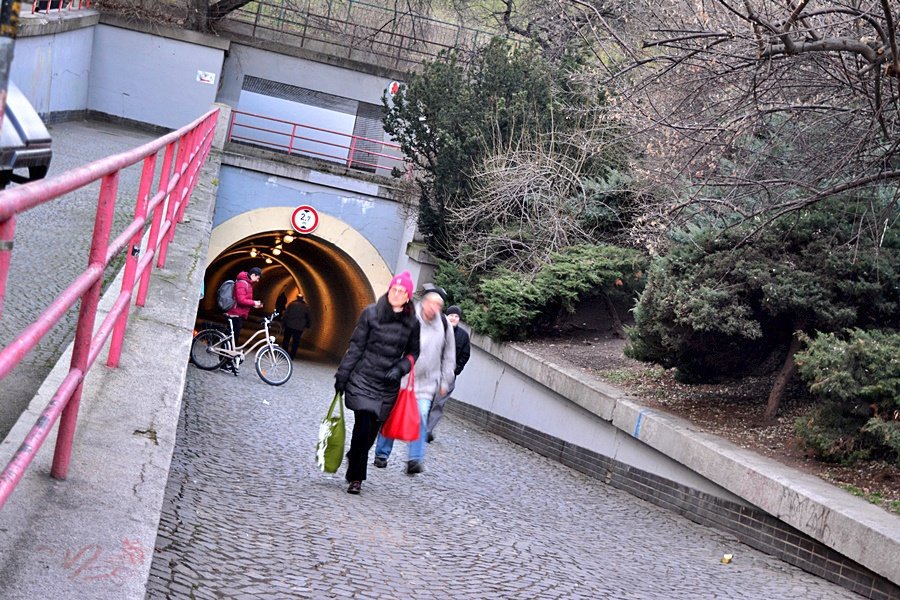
[275,290,288,316]
[282,294,311,360]
[334,271,420,495]
[426,304,471,442]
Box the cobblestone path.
[147,359,856,599]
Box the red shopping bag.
[381,357,419,441]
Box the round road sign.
[291,205,319,234]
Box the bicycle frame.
[215,313,280,362]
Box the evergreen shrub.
[625,200,900,383]
[794,329,900,465]
[435,244,647,340]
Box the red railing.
[0,108,219,510]
[31,0,91,14]
[227,109,406,175]
[224,0,500,72]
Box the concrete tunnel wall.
[201,207,394,360]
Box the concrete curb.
[470,332,900,587]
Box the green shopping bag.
[316,392,346,473]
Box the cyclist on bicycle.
[225,266,263,347]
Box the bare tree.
[554,0,900,417]
[569,0,900,249]
[447,81,633,273]
[450,141,596,273]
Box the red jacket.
[225,271,256,318]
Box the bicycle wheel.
[255,345,292,386]
[190,329,227,370]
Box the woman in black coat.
[334,271,420,494]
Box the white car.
[0,81,52,189]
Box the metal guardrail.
[31,0,91,15]
[0,108,219,510]
[227,108,406,174]
[223,0,499,71]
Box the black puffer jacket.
[335,295,420,420]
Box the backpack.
[216,279,236,312]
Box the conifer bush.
[625,201,900,384]
[435,244,646,340]
[794,329,900,465]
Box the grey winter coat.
[411,304,456,401]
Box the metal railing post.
[51,171,119,480]
[347,135,357,168]
[107,153,157,367]
[137,141,175,305]
[0,214,14,318]
[252,0,262,37]
[175,126,197,223]
[176,116,213,224]
[226,110,236,143]
[156,138,188,268]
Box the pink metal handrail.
[31,0,91,14]
[0,108,219,510]
[225,0,500,71]
[227,109,405,173]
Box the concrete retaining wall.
[88,21,227,129]
[451,332,900,598]
[13,13,97,116]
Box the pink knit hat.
[389,270,414,299]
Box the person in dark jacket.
[275,289,288,318]
[282,294,311,360]
[426,304,471,442]
[334,270,420,495]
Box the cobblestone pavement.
[147,359,856,599]
[0,120,158,437]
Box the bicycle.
[189,312,293,386]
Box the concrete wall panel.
[89,25,223,128]
[455,341,744,500]
[11,26,93,115]
[219,44,401,109]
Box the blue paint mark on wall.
[633,410,649,438]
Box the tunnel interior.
[198,229,375,362]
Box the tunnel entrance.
[198,208,394,361]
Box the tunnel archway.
[199,207,394,360]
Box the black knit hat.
[248,267,263,277]
[446,305,463,318]
[422,284,448,303]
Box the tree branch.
[881,0,899,76]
